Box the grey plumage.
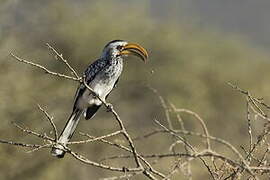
[51,40,148,158]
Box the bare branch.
[10,53,79,81]
[37,104,58,141]
[154,119,196,152]
[68,130,122,145]
[0,139,43,149]
[67,148,142,173]
[12,122,54,142]
[46,43,80,80]
[170,107,211,150]
[246,99,253,161]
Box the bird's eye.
[116,45,122,50]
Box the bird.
[51,40,148,158]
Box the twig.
[67,148,142,173]
[134,128,245,163]
[100,172,141,180]
[26,143,52,153]
[154,120,195,152]
[81,133,166,178]
[37,104,58,141]
[148,86,173,129]
[246,99,253,160]
[12,122,54,142]
[46,43,80,80]
[171,107,211,150]
[0,139,42,148]
[10,53,79,81]
[228,82,267,116]
[68,131,122,145]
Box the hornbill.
[51,40,148,158]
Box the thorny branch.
[1,45,270,179]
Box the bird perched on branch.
[51,40,148,158]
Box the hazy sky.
[1,0,270,49]
[150,0,270,49]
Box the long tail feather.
[51,109,83,158]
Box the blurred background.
[1,0,270,179]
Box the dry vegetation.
[0,44,269,180]
[1,1,270,179]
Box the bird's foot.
[91,92,98,98]
[51,143,66,158]
[106,103,113,112]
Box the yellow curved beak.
[120,43,148,62]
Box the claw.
[106,103,113,112]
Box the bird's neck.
[103,56,123,79]
[101,55,123,66]
[110,56,123,65]
[101,50,118,60]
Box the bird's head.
[102,40,148,62]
